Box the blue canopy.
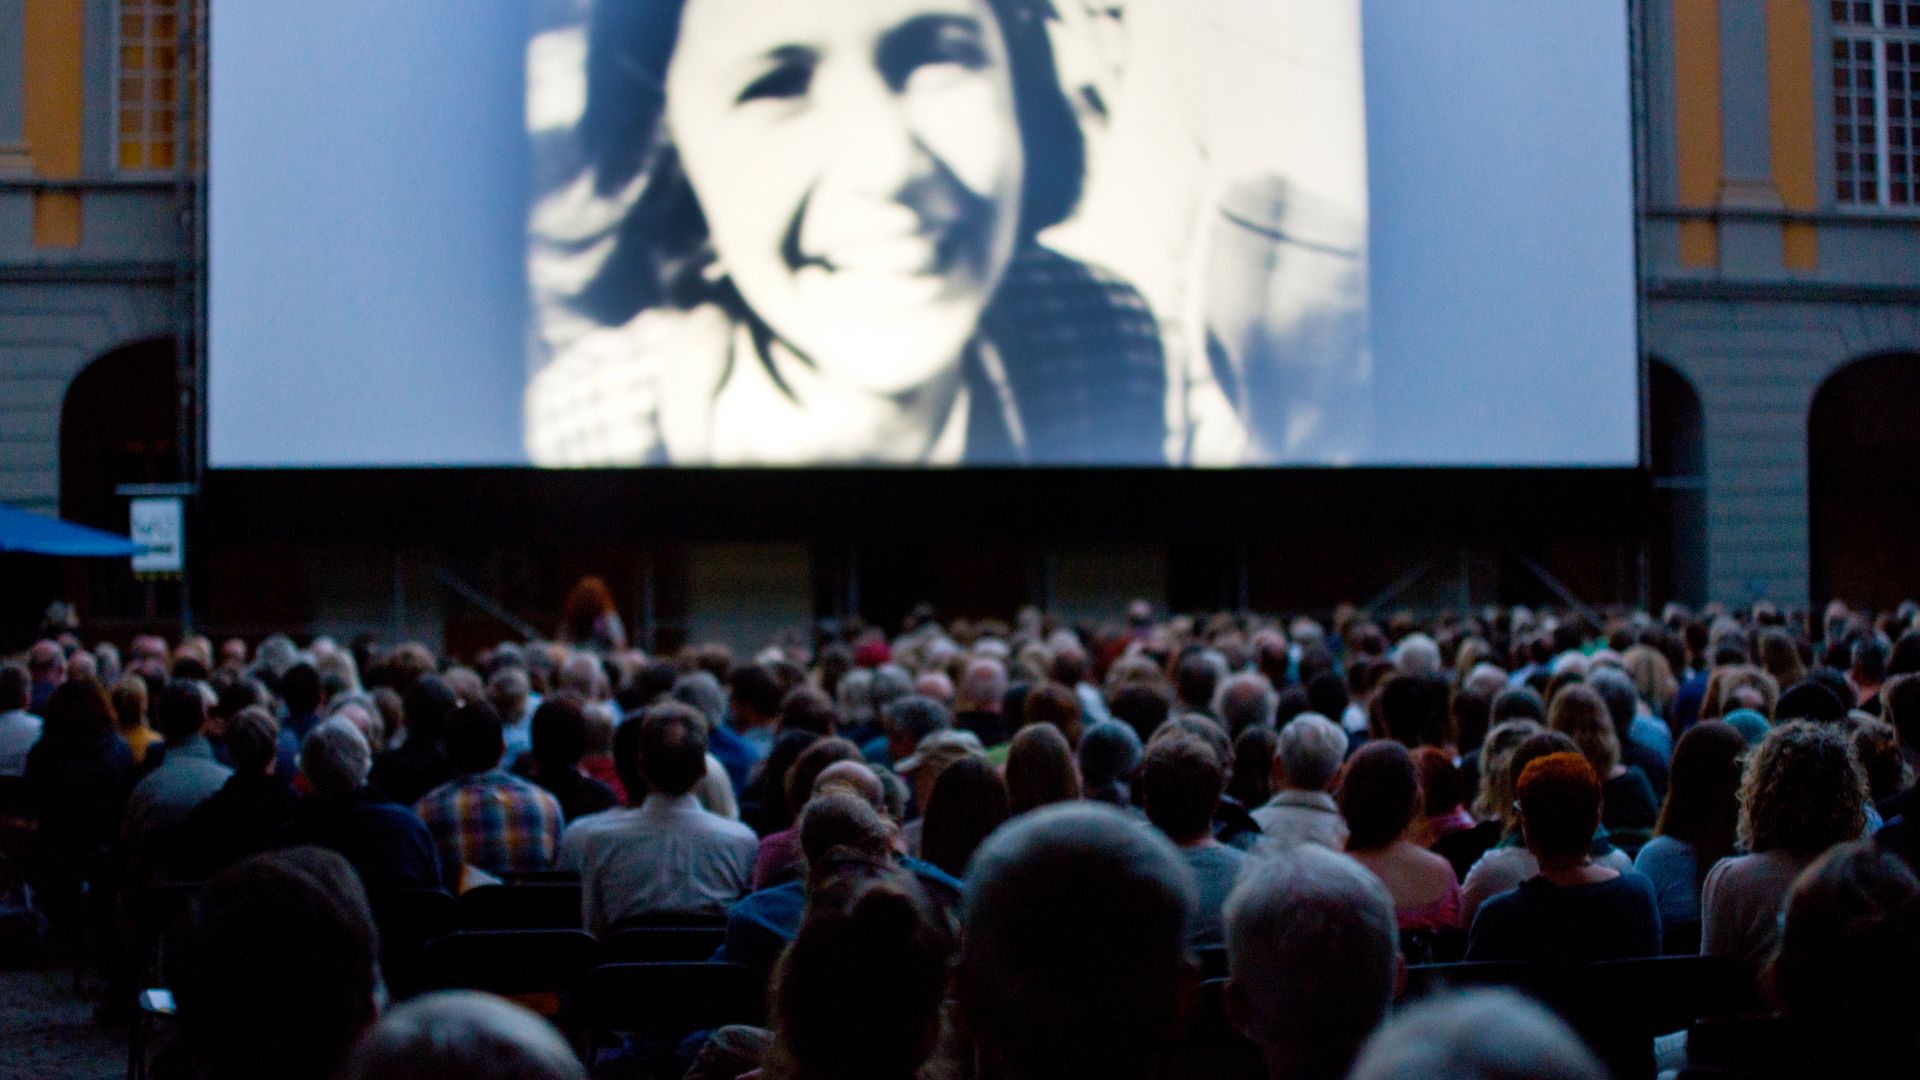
[0,505,139,558]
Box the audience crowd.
[3,591,1920,1078]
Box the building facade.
[2,1,1919,642]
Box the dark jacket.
[172,773,302,879]
[272,788,441,895]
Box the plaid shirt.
[416,770,564,888]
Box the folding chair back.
[604,926,727,963]
[569,961,764,1051]
[423,929,603,998]
[458,882,583,930]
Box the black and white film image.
[524,0,1370,467]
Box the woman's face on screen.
[665,0,1026,396]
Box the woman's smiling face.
[665,0,1026,396]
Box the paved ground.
[0,967,125,1080]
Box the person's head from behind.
[1377,672,1451,748]
[1225,845,1399,1080]
[771,872,955,1080]
[485,666,531,726]
[1585,666,1640,745]
[1514,753,1603,862]
[1076,720,1142,806]
[670,670,728,730]
[882,693,951,763]
[227,705,281,777]
[1546,683,1620,781]
[0,662,28,713]
[637,701,710,797]
[165,847,382,1080]
[281,661,324,718]
[918,754,1010,879]
[1273,713,1347,795]
[1022,680,1083,747]
[1347,990,1604,1080]
[304,717,375,798]
[1108,682,1172,745]
[154,677,210,743]
[1763,840,1920,1064]
[402,674,459,747]
[799,789,898,890]
[1174,652,1222,712]
[730,662,785,727]
[576,0,1083,402]
[1338,740,1420,853]
[779,686,839,737]
[959,804,1197,1080]
[41,675,116,744]
[1004,721,1079,814]
[529,696,590,774]
[956,658,1010,714]
[340,991,584,1080]
[446,701,507,776]
[812,759,888,817]
[784,736,863,818]
[1738,720,1868,858]
[1138,733,1225,847]
[1472,718,1544,822]
[1657,720,1747,871]
[1412,745,1464,820]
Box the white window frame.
[1831,1,1920,208]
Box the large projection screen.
[209,0,1639,469]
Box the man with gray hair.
[486,667,535,760]
[1224,845,1399,1080]
[1347,990,1604,1080]
[959,804,1198,1080]
[1391,633,1442,677]
[1250,714,1350,852]
[272,717,441,892]
[1215,672,1279,737]
[883,694,953,770]
[954,657,1011,746]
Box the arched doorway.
[58,339,182,625]
[1810,353,1920,609]
[1648,359,1706,606]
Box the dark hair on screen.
[573,0,1084,327]
[918,755,1011,880]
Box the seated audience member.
[753,737,864,888]
[1227,723,1277,812]
[1465,753,1660,964]
[917,755,1011,880]
[1848,714,1912,814]
[0,662,43,777]
[1251,713,1349,853]
[23,676,136,924]
[1024,680,1087,751]
[1140,733,1247,944]
[122,679,233,885]
[1412,746,1474,848]
[761,872,956,1080]
[163,847,383,1080]
[173,706,300,877]
[1375,672,1452,751]
[340,991,585,1080]
[1775,678,1847,726]
[954,658,1011,747]
[1339,741,1463,932]
[276,718,441,893]
[778,686,840,738]
[578,703,625,802]
[1347,990,1605,1080]
[1757,841,1920,1074]
[741,728,823,835]
[759,758,889,886]
[1589,665,1671,795]
[1439,719,1544,881]
[512,697,617,822]
[720,790,960,986]
[1077,720,1144,808]
[1005,722,1081,814]
[1633,721,1746,936]
[1703,721,1869,974]
[109,672,161,767]
[560,703,756,934]
[1108,682,1173,746]
[881,694,953,776]
[1174,652,1224,722]
[416,702,564,889]
[897,729,985,852]
[486,666,536,762]
[1224,844,1400,1080]
[1215,672,1278,738]
[958,804,1198,1080]
[1461,732,1635,919]
[726,662,784,760]
[368,675,459,806]
[1549,684,1659,853]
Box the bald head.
[960,804,1197,1080]
[812,760,886,816]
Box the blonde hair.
[1547,684,1620,778]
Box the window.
[1833,2,1920,206]
[116,0,200,173]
